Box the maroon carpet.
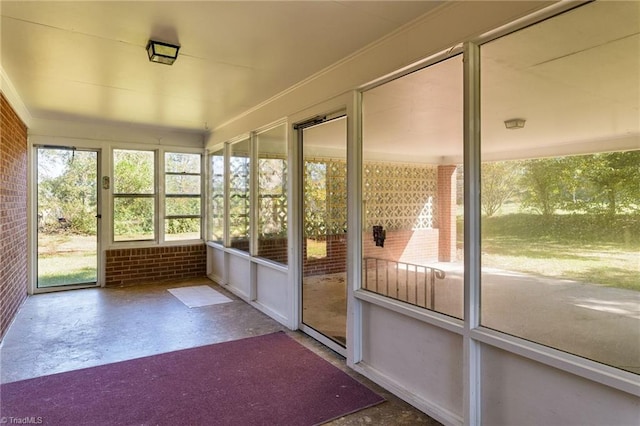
[0,332,384,425]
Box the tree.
[38,149,97,234]
[481,161,520,217]
[113,150,155,238]
[513,150,639,218]
[165,152,202,235]
[519,158,566,217]
[580,151,640,216]
[304,161,328,237]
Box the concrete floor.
[315,263,640,374]
[303,273,347,344]
[0,277,441,426]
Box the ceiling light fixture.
[146,40,180,65]
[504,118,526,130]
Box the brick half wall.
[0,93,29,341]
[105,244,206,287]
[363,229,439,265]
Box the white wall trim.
[251,301,290,328]
[250,256,288,273]
[354,290,463,335]
[1,66,32,127]
[471,327,640,398]
[219,281,249,301]
[207,272,224,286]
[219,279,291,329]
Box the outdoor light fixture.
[504,118,526,129]
[146,40,180,65]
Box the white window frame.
[352,5,640,423]
[163,151,204,243]
[111,145,204,247]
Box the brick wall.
[105,244,206,287]
[302,228,440,278]
[0,93,28,341]
[303,234,347,276]
[258,237,288,264]
[363,229,439,265]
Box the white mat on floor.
[167,285,233,308]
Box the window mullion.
[157,149,163,243]
[463,40,482,426]
[250,132,259,256]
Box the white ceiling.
[361,0,639,163]
[2,1,638,161]
[0,0,442,134]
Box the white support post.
[347,89,364,366]
[249,132,259,258]
[223,142,230,248]
[463,40,482,426]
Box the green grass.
[477,213,639,291]
[37,252,97,287]
[37,213,640,292]
[306,238,327,259]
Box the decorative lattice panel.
[258,157,288,236]
[208,152,225,242]
[304,159,347,237]
[229,156,250,238]
[364,162,438,230]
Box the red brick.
[0,93,28,341]
[104,244,206,287]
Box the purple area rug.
[0,332,384,425]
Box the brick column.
[437,165,457,262]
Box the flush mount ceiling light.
[146,40,180,65]
[504,118,526,130]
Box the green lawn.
[37,212,640,292]
[38,252,97,287]
[477,213,640,291]
[481,239,638,291]
[306,238,327,259]
[37,233,97,287]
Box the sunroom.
[206,2,639,425]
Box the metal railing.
[363,257,446,310]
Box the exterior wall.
[363,229,440,265]
[0,93,28,341]
[257,237,288,264]
[105,244,206,287]
[363,161,441,265]
[303,234,347,276]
